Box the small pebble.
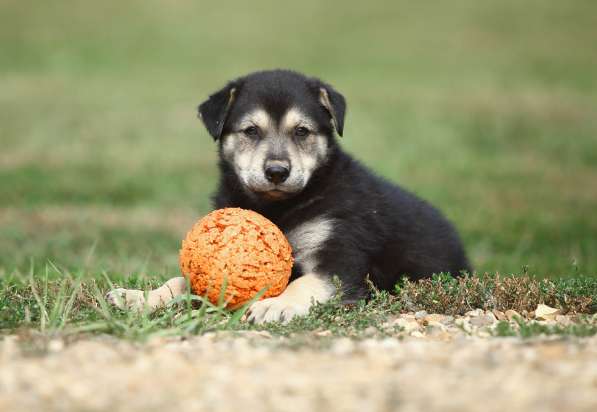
[505,309,522,321]
[414,310,428,320]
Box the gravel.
[1,311,596,412]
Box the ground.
[2,311,597,412]
[1,0,597,410]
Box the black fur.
[199,69,471,302]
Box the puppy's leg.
[246,216,370,324]
[246,273,335,324]
[105,277,187,312]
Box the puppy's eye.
[243,126,259,137]
[294,126,310,137]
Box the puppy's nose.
[265,164,290,184]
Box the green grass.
[493,317,597,339]
[1,0,597,338]
[2,268,596,343]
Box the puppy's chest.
[283,216,335,272]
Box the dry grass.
[396,274,596,315]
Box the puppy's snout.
[264,161,290,184]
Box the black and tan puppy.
[107,69,471,323]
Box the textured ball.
[179,208,293,308]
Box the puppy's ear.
[198,82,238,140]
[318,85,346,137]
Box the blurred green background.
[1,0,596,278]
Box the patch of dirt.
[1,312,596,412]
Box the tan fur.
[280,108,317,132]
[237,108,272,130]
[319,88,340,134]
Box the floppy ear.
[319,85,346,137]
[197,82,238,140]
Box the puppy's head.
[198,70,346,201]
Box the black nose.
[265,165,290,184]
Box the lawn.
[1,0,597,337]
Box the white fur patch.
[286,216,335,273]
[221,133,238,160]
[106,277,187,312]
[237,141,269,187]
[297,133,327,182]
[246,273,335,324]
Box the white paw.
[246,296,311,324]
[105,288,146,311]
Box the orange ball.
[179,208,293,308]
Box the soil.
[1,312,596,412]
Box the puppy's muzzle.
[264,160,290,184]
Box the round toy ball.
[179,208,293,308]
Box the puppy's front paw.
[246,296,311,324]
[105,288,146,311]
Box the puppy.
[107,69,471,323]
